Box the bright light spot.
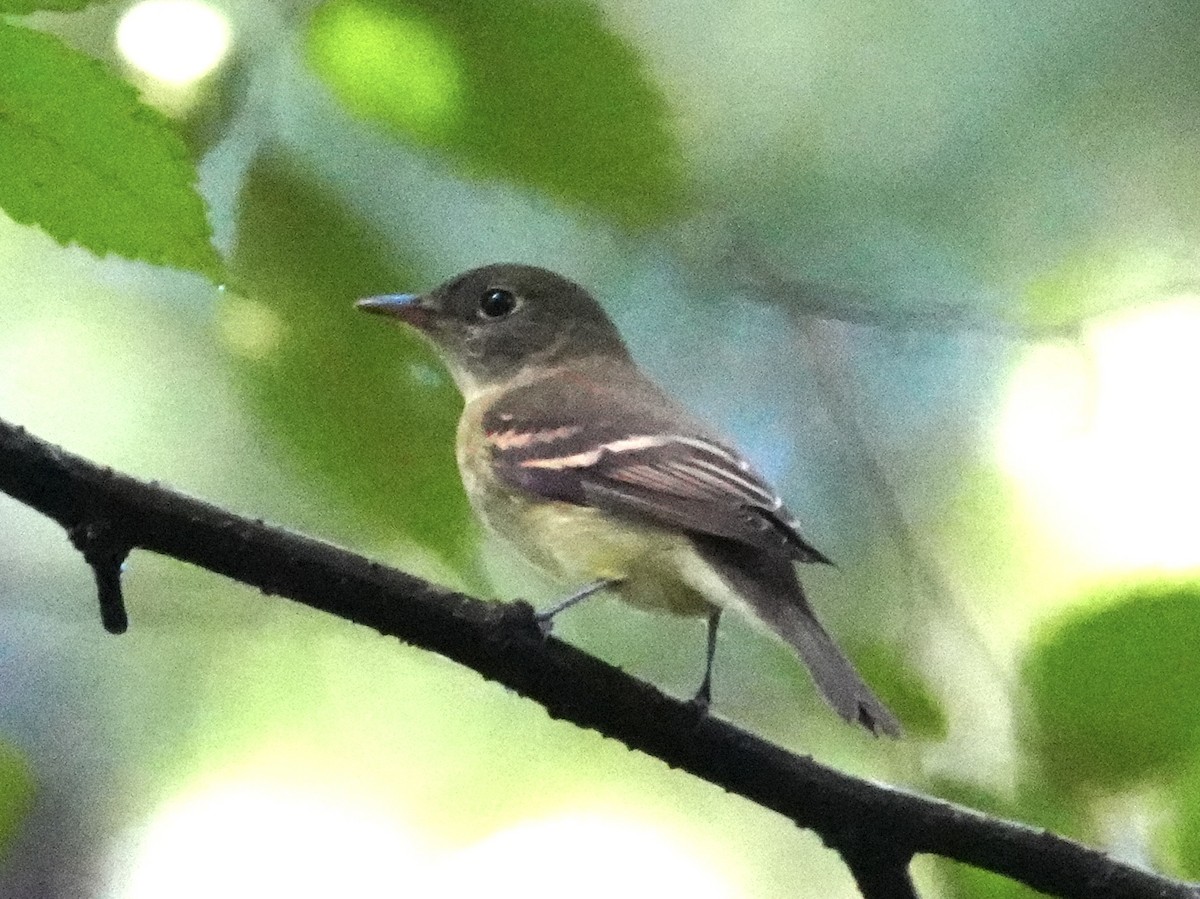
[116,0,232,87]
[442,812,740,899]
[117,783,425,899]
[999,296,1200,574]
[112,772,738,899]
[217,296,285,360]
[307,0,462,140]
[1000,344,1094,476]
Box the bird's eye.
[478,288,517,319]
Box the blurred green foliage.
[306,0,685,228]
[929,466,1025,581]
[1,0,1200,894]
[1024,582,1200,792]
[854,642,948,740]
[940,861,1044,899]
[0,739,34,860]
[0,0,97,11]
[0,20,220,278]
[228,154,476,565]
[1172,757,1200,879]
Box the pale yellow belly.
[491,490,712,616]
[460,477,705,616]
[456,396,713,617]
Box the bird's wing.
[481,375,831,564]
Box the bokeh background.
[2,0,1200,896]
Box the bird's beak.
[356,293,436,329]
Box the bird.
[357,263,900,737]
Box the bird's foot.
[498,599,542,637]
[532,607,556,638]
[688,681,713,715]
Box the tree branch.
[0,417,1194,899]
[837,841,920,899]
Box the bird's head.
[357,263,630,398]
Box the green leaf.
[1023,581,1200,792]
[853,642,948,740]
[305,0,685,228]
[228,152,476,565]
[0,739,34,860]
[0,21,220,278]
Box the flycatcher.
[358,263,900,737]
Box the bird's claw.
[688,686,713,716]
[533,610,555,638]
[499,600,541,634]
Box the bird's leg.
[534,579,618,633]
[692,607,722,710]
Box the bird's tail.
[765,595,902,737]
[693,537,902,737]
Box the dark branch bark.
[837,842,920,899]
[0,417,1194,899]
[68,520,131,633]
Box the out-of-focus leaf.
[305,0,684,228]
[1021,246,1189,332]
[228,153,475,565]
[0,22,220,278]
[936,859,1044,899]
[0,0,97,10]
[725,0,1200,335]
[1170,754,1200,879]
[1023,582,1200,792]
[979,1,1200,325]
[0,739,34,859]
[928,465,1024,582]
[176,53,253,159]
[854,642,948,740]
